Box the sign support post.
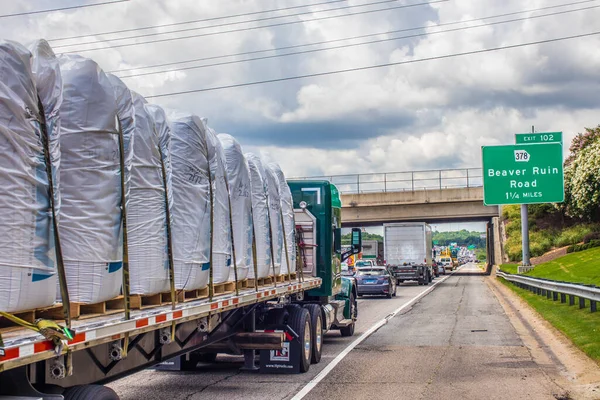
[520,126,534,269]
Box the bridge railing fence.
[293,168,483,194]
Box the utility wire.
[56,0,435,49]
[109,0,600,74]
[49,0,349,42]
[58,0,447,53]
[115,4,597,79]
[55,0,406,49]
[0,0,129,19]
[144,30,600,98]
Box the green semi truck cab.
[288,180,361,336]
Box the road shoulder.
[487,270,600,399]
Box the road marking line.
[291,272,455,400]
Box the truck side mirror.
[351,228,362,255]
[334,227,342,254]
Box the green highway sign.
[515,131,562,144]
[482,143,564,206]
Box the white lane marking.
[291,273,454,400]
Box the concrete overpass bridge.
[294,168,504,265]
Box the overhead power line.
[144,30,600,98]
[0,0,128,19]
[114,3,597,79]
[58,0,448,53]
[55,0,405,49]
[110,0,599,75]
[49,0,349,42]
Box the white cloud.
[2,0,600,182]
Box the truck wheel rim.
[316,316,322,353]
[304,320,311,360]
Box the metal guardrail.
[497,270,599,312]
[293,168,483,194]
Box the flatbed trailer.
[0,180,361,400]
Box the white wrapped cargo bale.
[264,165,283,276]
[58,54,129,304]
[206,126,232,284]
[218,134,252,281]
[108,85,172,296]
[268,163,296,276]
[0,40,60,312]
[245,154,272,279]
[134,102,173,295]
[168,112,211,290]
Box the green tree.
[561,125,600,221]
[565,138,600,220]
[341,232,383,245]
[432,230,485,248]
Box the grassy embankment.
[498,247,600,363]
[502,204,600,262]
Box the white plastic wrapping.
[245,154,272,279]
[0,40,60,312]
[168,111,211,290]
[58,54,128,304]
[264,165,283,276]
[139,102,174,294]
[218,134,252,281]
[268,163,296,276]
[206,126,232,284]
[113,89,172,295]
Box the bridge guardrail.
[497,270,599,312]
[293,168,483,194]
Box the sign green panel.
[482,143,564,205]
[515,131,562,144]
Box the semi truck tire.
[339,293,356,337]
[288,307,312,373]
[303,304,323,364]
[63,385,119,400]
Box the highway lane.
[108,272,449,400]
[303,263,570,400]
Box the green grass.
[499,247,600,286]
[499,278,600,363]
[525,246,600,285]
[499,264,519,274]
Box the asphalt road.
[108,264,569,399]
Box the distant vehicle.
[384,222,433,286]
[361,240,384,265]
[437,263,446,276]
[439,257,453,271]
[355,267,397,298]
[432,261,440,277]
[355,259,375,268]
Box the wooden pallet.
[130,292,175,310]
[177,287,209,303]
[246,276,275,288]
[212,281,236,295]
[29,297,126,321]
[236,279,249,290]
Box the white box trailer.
[384,222,433,285]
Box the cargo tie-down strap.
[116,119,132,357]
[0,98,80,366]
[280,212,292,282]
[158,142,178,340]
[0,312,75,356]
[223,176,240,296]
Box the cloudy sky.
[2,0,600,182]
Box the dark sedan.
[356,267,397,298]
